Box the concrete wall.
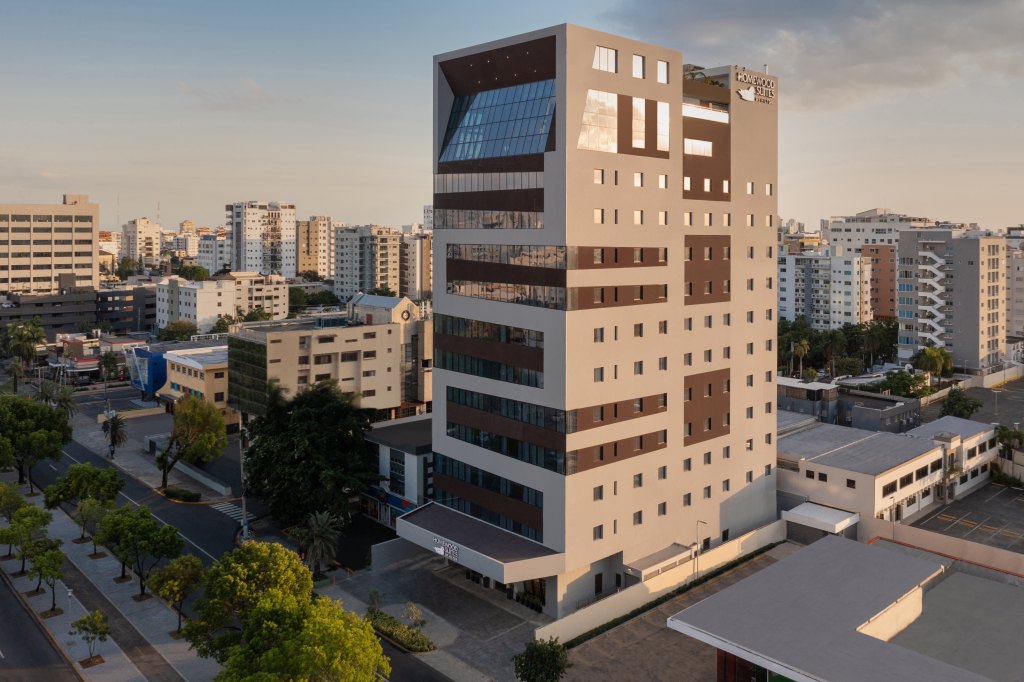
[858,517,1024,577]
[857,585,925,642]
[533,519,785,643]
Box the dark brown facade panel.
[446,259,567,288]
[433,188,544,212]
[572,393,668,432]
[682,116,731,203]
[437,154,544,175]
[434,473,543,532]
[576,247,667,270]
[436,333,544,372]
[574,284,668,310]
[683,368,731,446]
[615,94,670,160]
[684,235,731,306]
[446,402,564,451]
[440,36,556,96]
[572,430,668,474]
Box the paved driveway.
[913,482,1024,553]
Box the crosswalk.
[210,502,256,523]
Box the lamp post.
[694,520,707,578]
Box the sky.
[3,0,1023,231]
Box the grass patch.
[365,608,435,652]
[563,541,783,649]
[163,487,201,502]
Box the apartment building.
[156,272,287,332]
[121,217,162,267]
[778,248,872,329]
[96,283,157,334]
[227,295,432,419]
[0,194,100,294]
[1006,248,1024,337]
[296,215,339,279]
[98,230,122,259]
[224,272,289,320]
[168,231,199,258]
[196,233,232,275]
[158,345,240,431]
[778,230,822,255]
[394,25,779,618]
[334,225,402,301]
[226,201,297,278]
[822,208,958,255]
[400,232,433,300]
[862,243,897,319]
[896,229,1006,372]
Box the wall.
[533,519,784,643]
[857,585,925,642]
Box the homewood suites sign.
[735,69,776,105]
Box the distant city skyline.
[4,0,1022,230]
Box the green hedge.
[563,541,783,649]
[163,487,201,502]
[366,608,435,652]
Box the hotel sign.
[735,69,776,105]
[432,536,459,562]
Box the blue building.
[124,339,225,397]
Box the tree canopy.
[44,462,124,509]
[940,387,983,419]
[244,382,377,525]
[105,505,183,596]
[513,637,572,682]
[158,395,227,489]
[878,370,932,398]
[0,395,71,488]
[158,320,198,342]
[175,265,210,281]
[150,554,204,632]
[208,308,272,334]
[778,317,898,377]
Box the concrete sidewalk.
[14,482,221,681]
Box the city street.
[0,576,79,682]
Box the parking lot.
[913,482,1024,553]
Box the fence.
[533,519,785,643]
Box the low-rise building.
[362,415,433,528]
[97,284,157,335]
[156,272,287,332]
[124,339,227,397]
[157,345,239,432]
[0,279,97,341]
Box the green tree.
[913,347,952,381]
[175,265,210,281]
[26,537,62,592]
[244,383,377,525]
[30,548,64,611]
[157,395,227,489]
[149,554,204,633]
[208,316,235,334]
[306,290,341,307]
[11,505,52,574]
[99,350,120,387]
[793,338,810,377]
[297,270,322,282]
[217,593,390,682]
[111,506,184,596]
[288,287,308,312]
[940,387,983,419]
[513,637,572,682]
[117,257,140,280]
[70,610,110,661]
[184,541,314,663]
[6,317,45,392]
[158,321,198,342]
[879,370,932,398]
[0,482,26,557]
[76,498,113,546]
[0,395,70,490]
[44,462,124,509]
[101,413,129,460]
[822,329,847,378]
[291,511,341,579]
[95,505,134,580]
[365,287,396,297]
[834,356,864,377]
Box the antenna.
[763,63,768,73]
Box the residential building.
[362,415,433,528]
[121,217,162,268]
[822,208,957,256]
[778,230,822,255]
[196,233,232,275]
[0,194,100,294]
[400,232,433,300]
[156,272,287,332]
[226,201,297,278]
[394,25,779,618]
[179,220,196,234]
[778,248,872,329]
[169,231,199,258]
[158,345,239,431]
[221,272,289,320]
[227,295,432,420]
[1006,248,1024,336]
[896,229,1006,372]
[862,243,897,319]
[98,230,122,259]
[334,225,402,301]
[423,205,433,230]
[0,281,96,341]
[296,215,339,279]
[96,283,157,334]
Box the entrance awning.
[396,503,564,584]
[782,502,859,534]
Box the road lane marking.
[61,449,218,562]
[0,647,5,659]
[48,464,58,471]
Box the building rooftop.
[164,347,228,367]
[779,422,938,475]
[777,376,838,391]
[906,415,993,441]
[667,536,993,682]
[776,409,818,435]
[366,417,432,455]
[350,293,403,309]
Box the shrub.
[163,487,200,502]
[365,608,435,652]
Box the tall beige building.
[334,225,402,300]
[121,217,163,267]
[0,194,99,294]
[400,232,433,300]
[395,25,779,618]
[296,215,338,279]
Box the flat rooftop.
[164,347,228,366]
[779,422,938,475]
[776,409,818,435]
[366,417,432,454]
[667,536,994,682]
[906,415,991,441]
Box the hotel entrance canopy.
[397,503,564,584]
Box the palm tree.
[294,511,342,579]
[793,339,810,378]
[6,317,44,392]
[35,380,78,420]
[823,330,846,378]
[35,379,58,406]
[102,414,128,460]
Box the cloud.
[176,78,284,112]
[603,0,1024,110]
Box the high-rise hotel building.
[397,25,779,617]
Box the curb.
[0,565,86,681]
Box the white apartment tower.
[823,208,960,255]
[196,234,233,275]
[121,217,162,267]
[778,248,872,329]
[226,201,297,278]
[1007,248,1024,337]
[333,225,402,301]
[897,229,1006,372]
[395,25,779,618]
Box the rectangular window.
[723,180,730,193]
[632,54,645,78]
[683,176,691,191]
[594,367,604,382]
[594,169,604,184]
[593,46,617,72]
[683,493,691,507]
[683,458,692,472]
[593,485,604,501]
[594,287,604,304]
[658,356,668,370]
[633,360,643,375]
[658,211,668,226]
[634,172,644,188]
[594,208,605,224]
[632,97,645,148]
[633,473,643,488]
[658,465,667,480]
[683,211,693,226]
[594,327,604,342]
[746,181,755,194]
[703,178,711,193]
[746,214,754,227]
[657,101,669,151]
[722,479,730,492]
[634,210,643,225]
[846,479,856,489]
[704,451,712,465]
[684,138,713,156]
[634,322,644,337]
[658,174,668,189]
[658,320,668,334]
[633,510,643,525]
[593,525,604,540]
[818,472,827,482]
[657,60,668,84]
[703,211,712,226]
[703,486,711,499]
[766,183,773,196]
[658,501,667,516]
[765,464,772,476]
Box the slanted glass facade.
[440,80,556,162]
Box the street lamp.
[694,520,707,578]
